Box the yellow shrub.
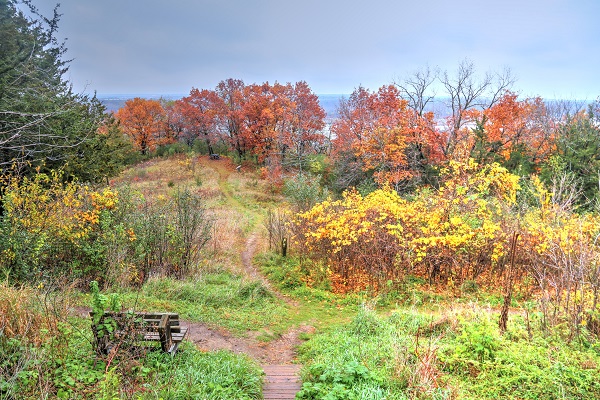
[295,160,521,291]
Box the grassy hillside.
[3,154,600,399]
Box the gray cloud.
[34,0,600,98]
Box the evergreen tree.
[0,0,126,181]
[542,104,600,210]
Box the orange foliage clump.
[331,85,442,189]
[482,92,556,165]
[116,97,169,154]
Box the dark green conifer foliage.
[0,0,129,181]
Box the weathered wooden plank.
[264,371,300,376]
[264,369,300,373]
[265,374,299,380]
[91,311,187,355]
[264,384,302,389]
[262,364,301,400]
[264,379,301,384]
[263,394,301,399]
[143,332,186,342]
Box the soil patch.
[187,322,314,364]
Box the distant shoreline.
[95,93,348,99]
[97,94,589,118]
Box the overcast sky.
[32,0,600,99]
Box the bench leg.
[158,314,173,353]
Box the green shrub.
[350,304,382,336]
[460,280,479,294]
[237,280,273,302]
[442,334,600,399]
[388,310,435,335]
[155,142,191,157]
[283,173,329,211]
[453,320,499,363]
[258,253,306,290]
[297,361,383,400]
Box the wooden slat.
[143,332,186,342]
[158,314,171,353]
[92,311,188,354]
[262,365,301,400]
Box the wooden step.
[262,365,301,399]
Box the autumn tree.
[353,85,414,188]
[116,98,168,154]
[438,59,515,160]
[471,92,555,173]
[174,88,222,153]
[331,85,438,191]
[211,79,325,167]
[162,100,185,146]
[330,87,373,190]
[214,78,246,159]
[283,81,326,169]
[241,82,279,162]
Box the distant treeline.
[110,65,600,209]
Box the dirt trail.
[183,156,308,364]
[184,227,309,365]
[241,232,261,280]
[186,322,313,364]
[73,157,309,365]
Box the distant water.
[97,93,588,118]
[97,94,185,101]
[318,94,346,120]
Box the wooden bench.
[90,311,188,355]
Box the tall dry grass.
[0,283,46,344]
[0,282,73,398]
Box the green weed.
[298,304,600,399]
[146,343,263,399]
[297,361,385,400]
[113,272,288,333]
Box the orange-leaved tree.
[116,98,168,154]
[240,81,326,166]
[241,82,280,162]
[283,81,326,169]
[470,92,555,171]
[332,85,439,190]
[214,78,247,158]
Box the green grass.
[439,313,600,399]
[257,253,362,329]
[145,342,263,399]
[295,305,600,400]
[296,306,417,399]
[111,269,290,334]
[1,315,262,399]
